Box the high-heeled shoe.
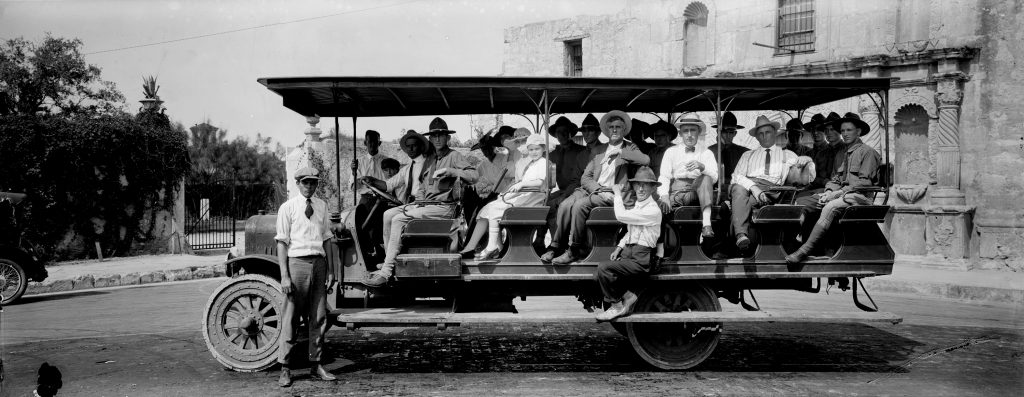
[474,249,499,261]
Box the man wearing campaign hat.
[647,120,677,176]
[657,116,718,239]
[728,115,805,252]
[708,111,749,189]
[543,110,651,265]
[787,112,881,263]
[275,166,337,386]
[594,166,663,322]
[781,119,813,157]
[362,117,478,287]
[578,113,605,163]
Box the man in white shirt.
[729,115,802,252]
[352,130,387,254]
[274,167,337,387]
[657,117,719,239]
[595,166,663,322]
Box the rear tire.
[625,283,722,370]
[0,258,28,305]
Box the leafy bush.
[0,110,189,260]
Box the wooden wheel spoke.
[253,296,264,312]
[238,296,252,311]
[260,303,274,316]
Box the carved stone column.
[931,73,967,205]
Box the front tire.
[0,258,28,305]
[203,274,285,372]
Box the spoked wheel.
[625,283,722,370]
[203,274,285,372]
[0,258,28,305]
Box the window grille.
[565,40,583,77]
[777,0,815,54]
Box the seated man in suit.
[729,115,813,252]
[541,110,650,265]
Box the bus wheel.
[625,283,722,370]
[203,274,285,372]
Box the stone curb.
[862,277,1023,305]
[24,263,227,296]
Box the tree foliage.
[185,121,286,187]
[0,34,124,116]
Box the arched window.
[894,104,931,184]
[683,2,709,67]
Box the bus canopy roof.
[258,76,892,118]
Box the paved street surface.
[1,279,1021,396]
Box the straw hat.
[748,115,783,137]
[674,116,706,136]
[600,110,632,137]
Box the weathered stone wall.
[961,0,1024,271]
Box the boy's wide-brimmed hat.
[805,113,826,130]
[628,166,661,186]
[822,112,842,129]
[424,117,456,136]
[783,118,806,133]
[548,116,580,137]
[834,112,871,136]
[711,111,745,130]
[600,110,632,137]
[674,116,706,136]
[294,166,320,182]
[749,115,784,137]
[400,129,430,153]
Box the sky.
[0,0,627,147]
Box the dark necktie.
[305,198,313,219]
[764,148,771,175]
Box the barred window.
[565,40,583,77]
[777,0,815,54]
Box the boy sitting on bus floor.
[595,166,663,322]
[542,110,650,265]
[656,117,718,239]
[729,115,813,253]
[786,113,880,263]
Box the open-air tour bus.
[203,76,900,372]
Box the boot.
[277,367,292,387]
[311,363,337,381]
[786,223,828,264]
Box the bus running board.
[330,308,903,330]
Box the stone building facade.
[502,0,1024,271]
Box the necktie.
[764,148,771,175]
[305,198,313,219]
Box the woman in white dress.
[459,133,549,260]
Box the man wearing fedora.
[595,166,663,322]
[275,167,337,387]
[787,113,881,263]
[729,115,803,252]
[362,117,478,287]
[543,110,650,265]
[657,116,718,239]
[647,120,677,176]
[708,111,749,190]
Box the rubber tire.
[0,258,28,305]
[202,274,286,372]
[625,283,722,370]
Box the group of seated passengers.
[351,110,880,289]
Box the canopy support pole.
[351,116,358,210]
[335,116,343,212]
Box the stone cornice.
[729,47,978,79]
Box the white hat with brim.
[748,115,784,137]
[673,117,706,136]
[525,133,549,147]
[600,110,632,137]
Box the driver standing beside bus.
[275,167,337,387]
[362,117,478,287]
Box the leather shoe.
[474,249,498,261]
[735,234,750,251]
[277,368,292,387]
[311,364,337,381]
[361,271,390,288]
[551,251,578,265]
[785,251,807,264]
[701,226,715,239]
[540,249,560,263]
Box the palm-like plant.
[142,75,160,100]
